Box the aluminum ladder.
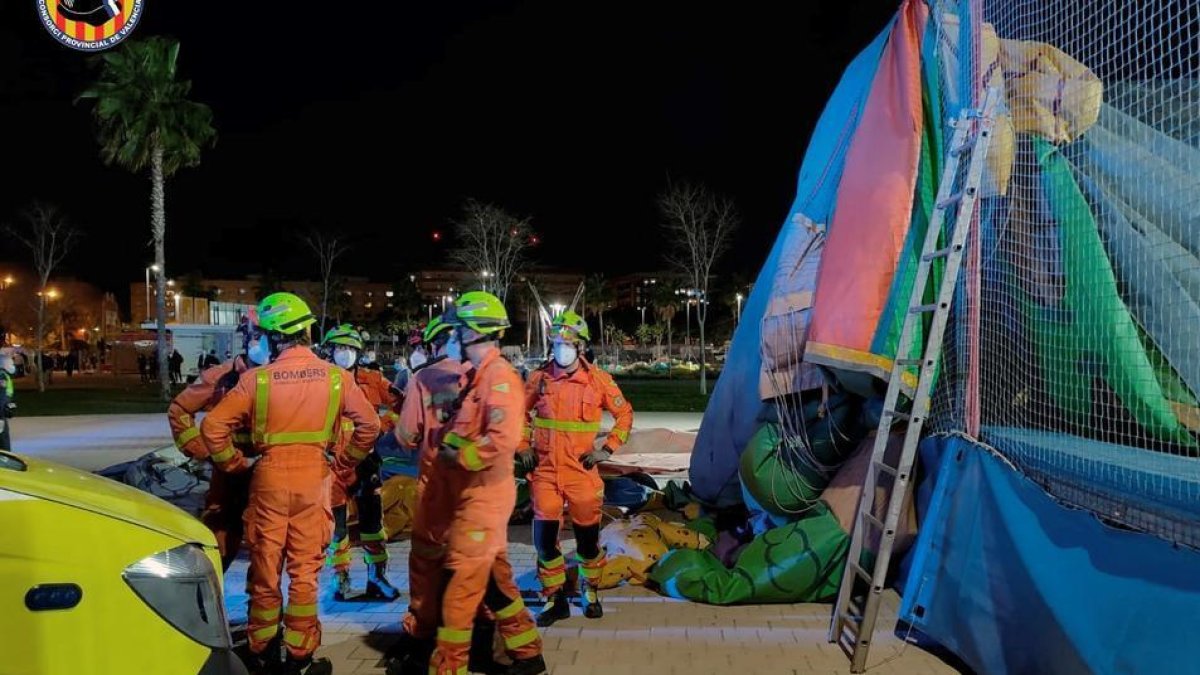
[828,88,999,673]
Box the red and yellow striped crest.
[36,0,144,52]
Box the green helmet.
[423,316,453,344]
[551,310,590,342]
[256,292,316,336]
[323,323,364,350]
[447,291,510,335]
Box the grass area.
[615,377,714,413]
[14,383,175,416]
[11,376,715,416]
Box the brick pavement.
[223,527,962,675]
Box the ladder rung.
[921,244,962,261]
[936,192,963,208]
[884,409,910,422]
[909,303,944,314]
[861,511,886,536]
[895,358,923,366]
[875,461,899,478]
[839,610,862,632]
[848,560,873,585]
[949,138,974,156]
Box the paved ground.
[223,528,961,675]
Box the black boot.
[581,587,603,619]
[507,654,548,675]
[282,656,333,675]
[536,590,570,627]
[468,620,503,674]
[384,634,434,675]
[242,634,283,675]
[332,569,354,601]
[364,562,401,601]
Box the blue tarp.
[688,21,894,505]
[901,435,1200,675]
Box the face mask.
[553,342,578,368]
[247,336,271,365]
[333,347,357,369]
[445,333,463,362]
[409,349,428,370]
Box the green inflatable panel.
[648,506,850,605]
[739,394,864,518]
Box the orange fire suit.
[524,359,633,595]
[429,348,542,675]
[394,355,468,640]
[167,355,254,571]
[201,347,380,660]
[327,366,402,575]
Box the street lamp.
[735,292,744,323]
[145,264,160,323]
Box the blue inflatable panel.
[901,435,1200,675]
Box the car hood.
[0,451,216,546]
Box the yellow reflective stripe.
[360,530,387,542]
[253,371,270,443]
[176,426,201,446]
[250,605,281,621]
[612,428,629,442]
[323,369,343,441]
[283,629,316,650]
[346,444,371,460]
[505,628,540,650]
[261,430,330,444]
[494,598,525,620]
[437,627,473,644]
[363,551,389,564]
[461,442,485,471]
[541,572,566,588]
[428,666,467,675]
[385,411,400,422]
[328,551,351,566]
[285,603,318,618]
[443,432,471,450]
[341,419,354,433]
[579,565,603,580]
[210,446,235,463]
[533,417,601,433]
[539,556,565,569]
[251,625,279,642]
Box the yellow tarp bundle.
[595,513,709,589]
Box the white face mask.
[247,336,271,365]
[445,333,463,362]
[409,348,428,370]
[333,347,358,369]
[553,341,578,368]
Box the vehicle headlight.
[123,544,232,649]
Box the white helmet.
[0,355,15,375]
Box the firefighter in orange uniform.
[167,320,255,571]
[321,323,401,601]
[517,310,633,626]
[426,293,546,675]
[202,293,380,675]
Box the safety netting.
[926,0,1200,551]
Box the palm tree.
[80,37,216,401]
[651,280,679,362]
[584,274,615,353]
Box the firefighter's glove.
[581,446,613,470]
[515,450,538,475]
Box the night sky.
[0,1,897,301]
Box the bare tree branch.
[449,199,532,303]
[300,229,351,335]
[658,181,739,394]
[8,203,80,392]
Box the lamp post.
[145,264,160,323]
[735,292,744,324]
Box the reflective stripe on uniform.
[363,550,389,564]
[436,627,473,644]
[540,571,567,588]
[341,420,354,433]
[251,625,279,642]
[532,418,602,433]
[346,444,371,460]
[612,428,629,442]
[494,598,525,620]
[284,603,319,618]
[250,605,281,621]
[210,446,236,463]
[504,627,540,650]
[443,432,471,450]
[253,369,343,446]
[360,530,387,542]
[283,628,318,651]
[176,426,201,446]
[428,665,467,675]
[460,442,484,471]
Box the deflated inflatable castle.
[671,0,1200,672]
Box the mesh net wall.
[926,0,1200,549]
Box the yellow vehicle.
[0,451,248,675]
